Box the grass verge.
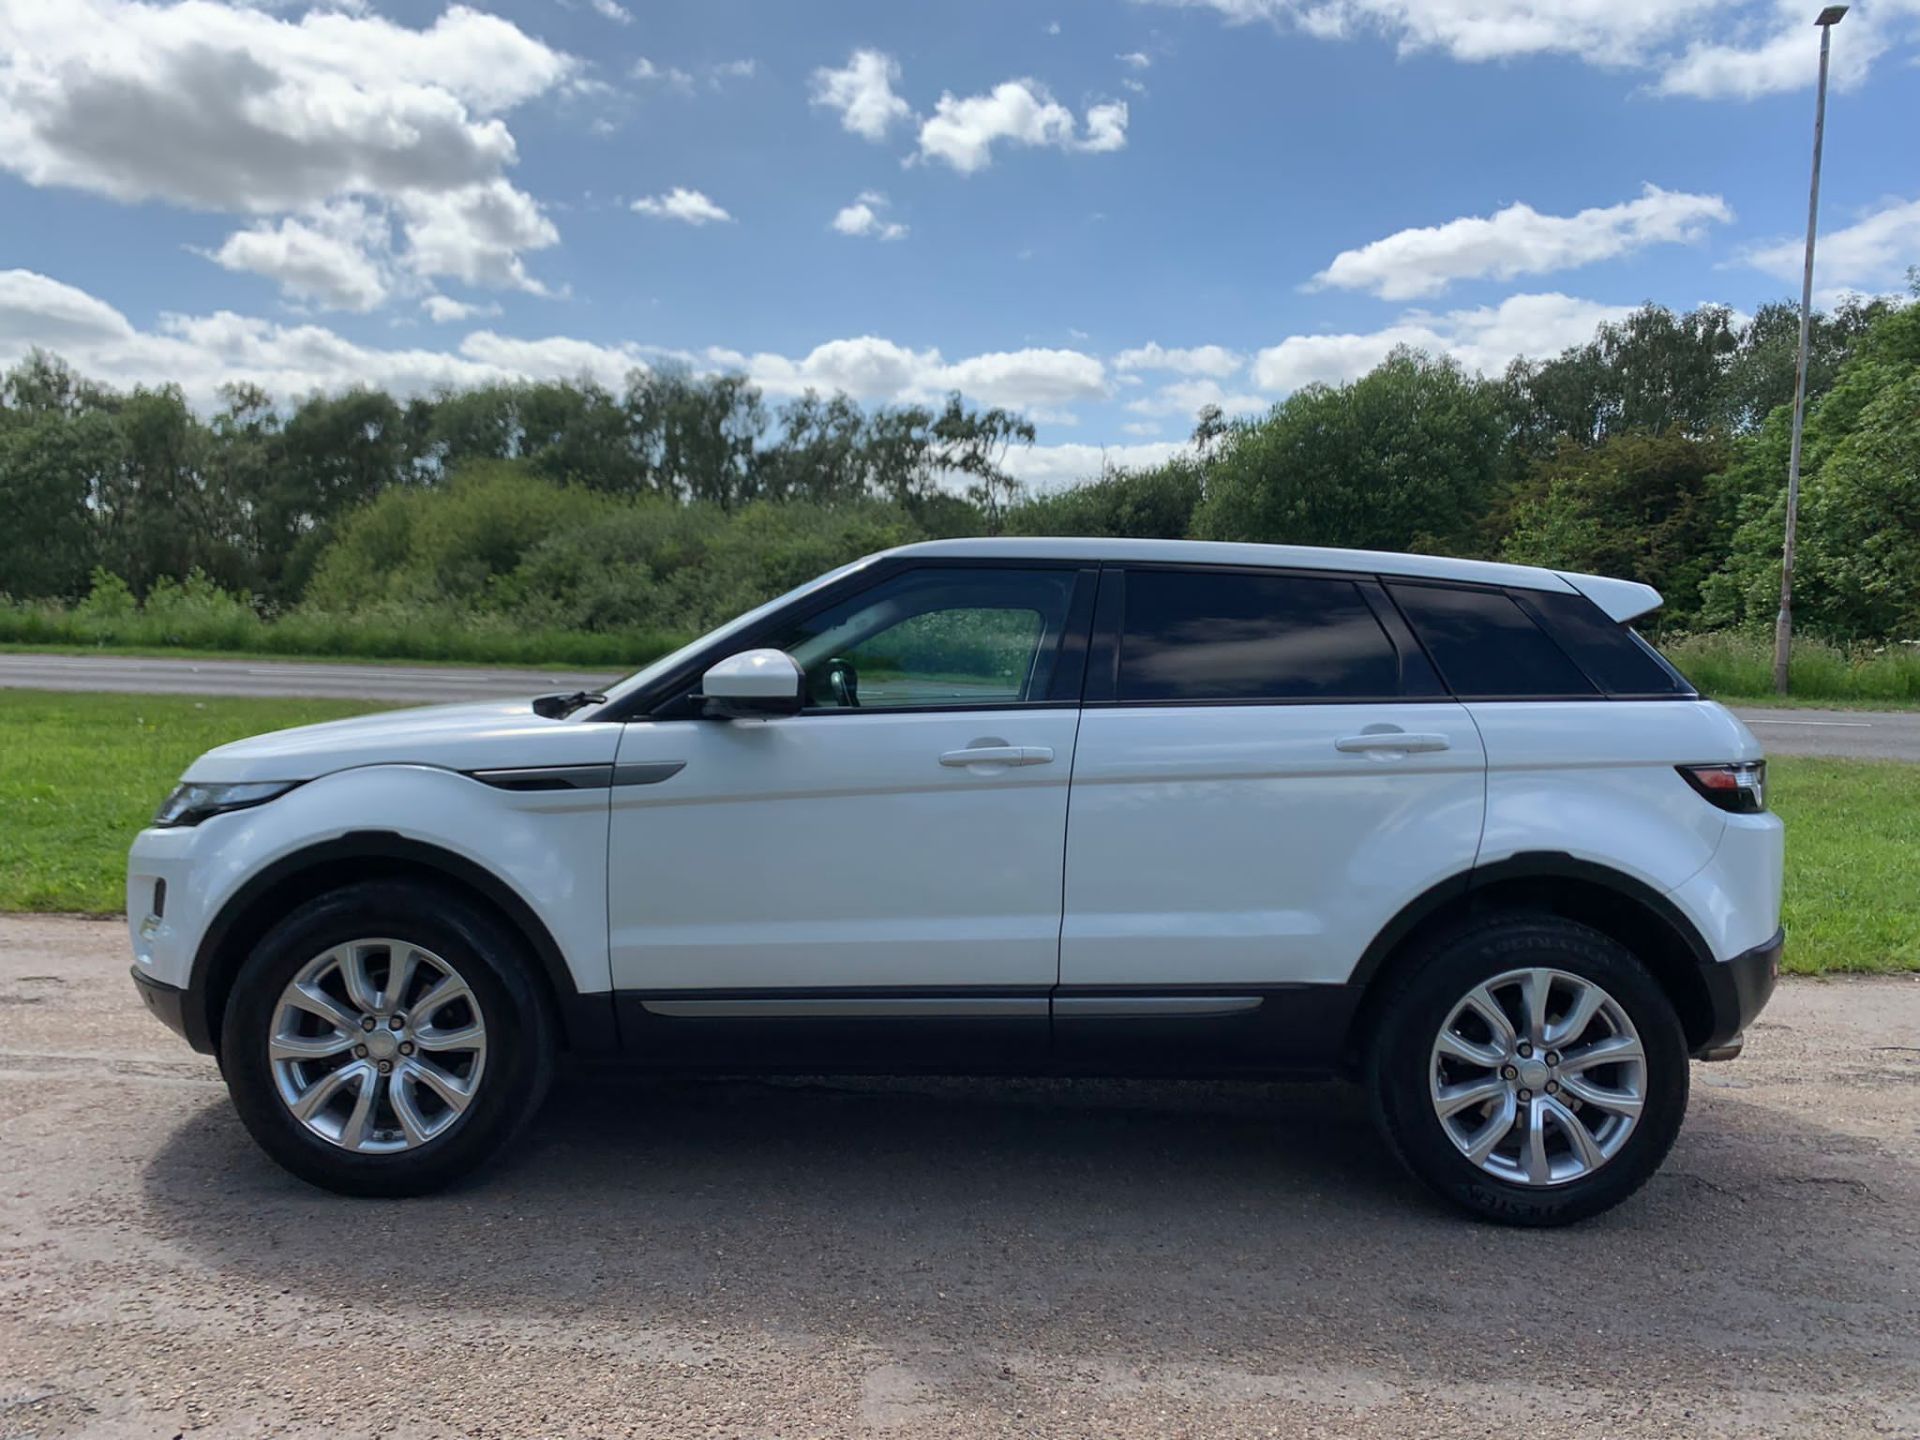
[2,690,1914,975]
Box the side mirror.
[698,649,805,719]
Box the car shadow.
[139,1067,1918,1382]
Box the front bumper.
[1691,925,1783,1060]
[129,965,213,1052]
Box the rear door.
[1056,565,1486,1066]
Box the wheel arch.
[187,831,616,1059]
[1344,852,1718,1065]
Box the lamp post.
[1773,5,1847,695]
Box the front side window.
[765,567,1078,710]
[1117,570,1402,702]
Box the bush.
[1663,631,1920,703]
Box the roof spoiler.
[1559,572,1662,625]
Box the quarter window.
[1388,582,1598,699]
[1117,570,1402,702]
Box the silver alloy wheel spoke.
[1428,966,1646,1189]
[268,938,487,1154]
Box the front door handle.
[939,745,1055,768]
[1335,732,1450,754]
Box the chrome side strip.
[640,996,1049,1019]
[1052,995,1264,1017]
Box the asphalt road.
[3,914,1919,1438]
[4,653,1918,760]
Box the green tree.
[1192,349,1507,555]
[1006,455,1204,539]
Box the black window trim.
[597,556,1100,723]
[1084,561,1449,710]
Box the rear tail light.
[1678,761,1767,814]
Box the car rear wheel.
[1366,915,1689,1226]
[221,881,555,1196]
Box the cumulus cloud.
[421,295,502,324]
[1126,377,1268,419]
[631,56,696,92]
[0,270,1112,422]
[917,83,1127,172]
[0,0,571,307]
[1253,292,1636,392]
[1743,194,1920,291]
[1111,342,1245,377]
[811,49,913,140]
[1003,441,1189,490]
[588,0,631,24]
[1138,0,1920,92]
[631,188,733,225]
[1312,184,1732,300]
[831,191,908,241]
[208,201,393,312]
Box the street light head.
[1814,6,1848,25]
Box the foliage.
[1661,631,1920,705]
[1006,455,1205,538]
[1192,350,1509,555]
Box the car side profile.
[128,538,1782,1224]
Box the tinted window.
[1388,582,1598,699]
[767,567,1078,710]
[1118,570,1400,701]
[1514,590,1694,697]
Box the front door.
[605,564,1094,1064]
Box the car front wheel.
[1367,915,1689,1226]
[221,881,555,1196]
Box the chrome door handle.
[1335,732,1450,753]
[939,745,1054,767]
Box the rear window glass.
[1513,590,1694,697]
[1119,570,1401,702]
[1388,582,1598,700]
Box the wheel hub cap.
[268,938,488,1154]
[1429,967,1646,1189]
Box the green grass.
[0,691,389,912]
[1771,758,1920,974]
[1,690,1914,976]
[1663,631,1920,708]
[0,641,617,672]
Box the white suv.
[128,538,1782,1224]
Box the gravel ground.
[3,916,1918,1439]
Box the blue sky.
[2,0,1916,486]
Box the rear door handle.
[1335,732,1450,754]
[939,745,1054,768]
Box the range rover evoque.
[128,538,1782,1224]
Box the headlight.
[152,780,300,828]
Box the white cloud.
[1004,441,1189,490]
[1657,3,1891,99]
[937,347,1109,408]
[1137,0,1920,91]
[1112,342,1245,377]
[1118,50,1153,67]
[831,191,908,241]
[208,200,392,312]
[1743,195,1920,291]
[588,0,631,24]
[0,268,135,347]
[811,49,913,141]
[917,83,1128,172]
[1126,377,1268,418]
[1313,184,1733,300]
[421,295,501,323]
[631,188,733,225]
[631,57,695,93]
[1121,421,1162,436]
[1253,292,1635,392]
[710,59,759,84]
[457,330,650,387]
[0,0,570,305]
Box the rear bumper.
[1692,925,1783,1060]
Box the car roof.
[881,537,1662,622]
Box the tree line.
[2,284,1915,646]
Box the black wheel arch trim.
[186,831,616,1058]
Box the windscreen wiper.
[531,690,607,719]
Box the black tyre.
[221,880,556,1197]
[1366,914,1689,1226]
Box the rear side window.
[1388,582,1598,700]
[1118,570,1401,701]
[1513,590,1695,697]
